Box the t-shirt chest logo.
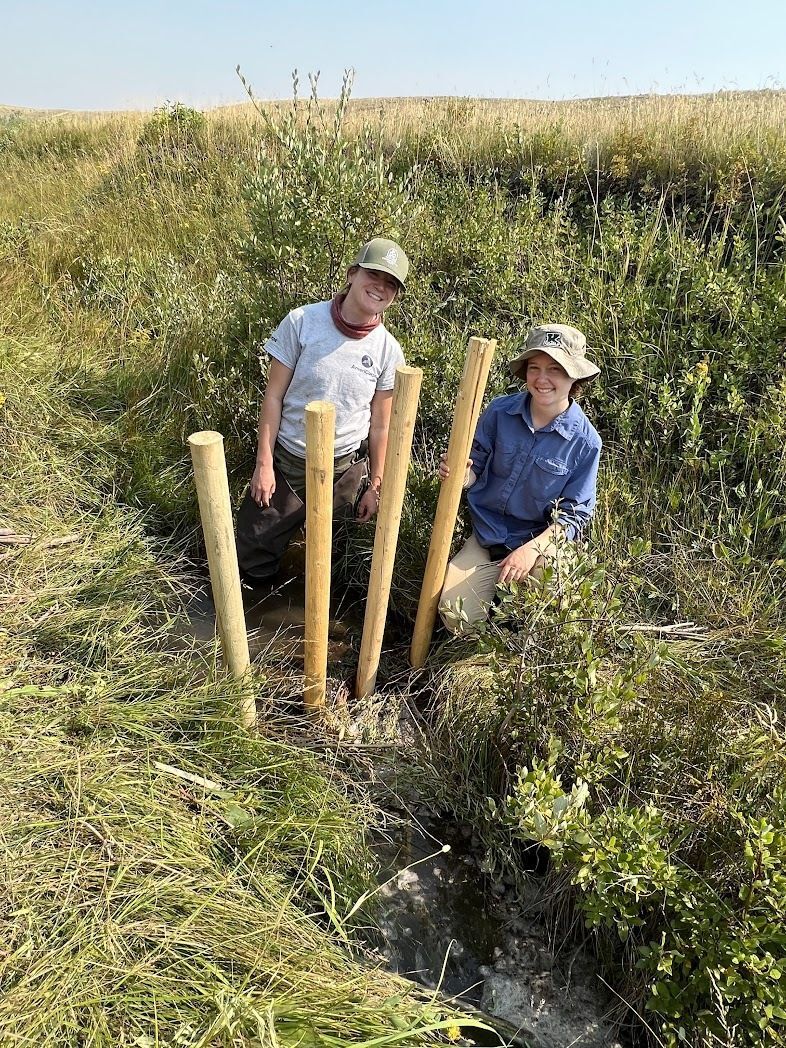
[350,353,376,378]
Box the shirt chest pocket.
[490,444,525,477]
[533,456,570,500]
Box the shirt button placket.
[501,432,531,509]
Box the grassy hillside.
[2,85,786,1046]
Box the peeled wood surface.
[187,430,254,727]
[356,366,423,698]
[409,337,496,668]
[303,402,335,715]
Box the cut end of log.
[187,431,224,448]
[304,401,336,418]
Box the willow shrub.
[424,546,786,1046]
[240,70,417,342]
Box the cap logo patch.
[544,331,562,347]
[383,248,399,265]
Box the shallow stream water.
[183,571,627,1047]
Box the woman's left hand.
[356,486,381,522]
[497,542,540,585]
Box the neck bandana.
[330,292,381,340]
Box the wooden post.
[409,336,496,668]
[356,366,423,698]
[304,401,336,714]
[187,430,255,727]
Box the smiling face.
[342,265,400,322]
[524,351,574,416]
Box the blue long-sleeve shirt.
[466,392,602,549]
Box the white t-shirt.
[264,300,405,457]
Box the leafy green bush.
[240,70,417,336]
[505,774,786,1046]
[137,100,206,153]
[426,548,786,1046]
[132,102,209,192]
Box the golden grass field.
[4,87,786,147]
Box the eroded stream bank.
[371,817,624,1048]
[183,578,628,1047]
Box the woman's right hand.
[251,462,276,507]
[438,453,473,483]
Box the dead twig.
[0,530,81,549]
[618,620,709,640]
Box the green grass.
[0,328,466,1045]
[2,87,786,1046]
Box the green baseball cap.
[353,237,409,288]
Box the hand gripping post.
[409,337,496,668]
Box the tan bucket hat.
[510,324,601,381]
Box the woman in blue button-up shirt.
[439,324,602,630]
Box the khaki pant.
[438,533,553,632]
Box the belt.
[274,439,368,490]
[487,543,513,562]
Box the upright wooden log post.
[409,336,496,668]
[356,366,423,698]
[304,401,335,715]
[187,430,255,728]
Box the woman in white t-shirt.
[236,238,408,588]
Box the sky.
[2,0,785,111]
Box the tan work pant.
[438,533,551,632]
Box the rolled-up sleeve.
[551,440,601,540]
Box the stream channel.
[184,568,629,1048]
